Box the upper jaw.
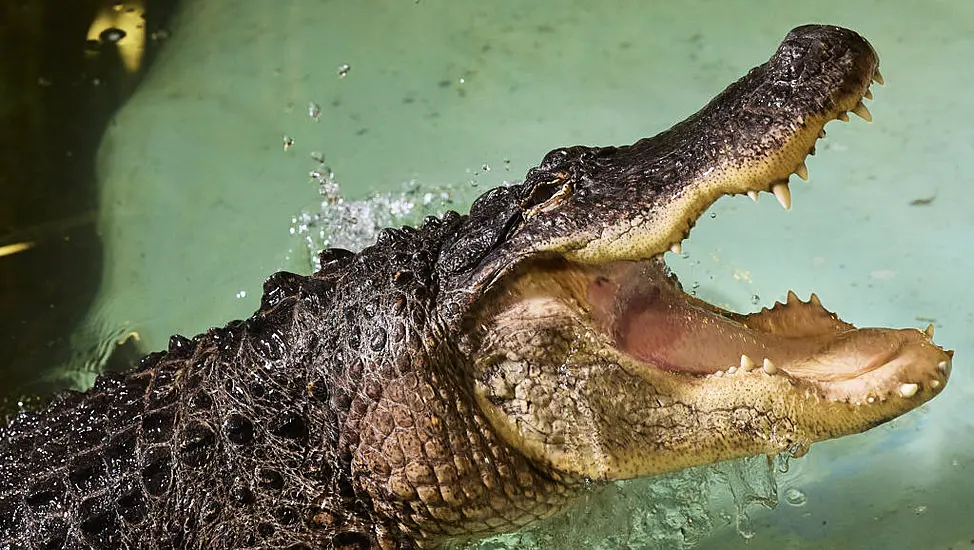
[442,26,883,314]
[494,25,882,267]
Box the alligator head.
[440,25,951,486]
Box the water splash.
[288,163,457,272]
[465,456,783,549]
[711,455,780,540]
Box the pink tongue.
[587,275,829,375]
[616,297,766,373]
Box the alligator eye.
[521,175,572,216]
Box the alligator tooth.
[747,190,759,202]
[786,290,799,304]
[837,112,850,122]
[922,323,935,338]
[930,379,941,389]
[772,182,791,210]
[864,88,873,100]
[741,354,756,372]
[899,383,919,398]
[762,358,778,375]
[873,69,885,85]
[938,360,951,376]
[866,396,875,404]
[809,292,822,307]
[794,162,809,181]
[714,370,724,378]
[808,144,816,156]
[818,129,827,139]
[670,242,683,255]
[726,366,738,375]
[851,101,872,122]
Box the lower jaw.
[583,259,948,404]
[586,259,842,376]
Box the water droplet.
[784,487,806,506]
[735,511,755,539]
[100,27,126,44]
[776,453,790,473]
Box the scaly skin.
[0,25,952,549]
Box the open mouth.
[483,54,950,410]
[464,24,954,490]
[582,256,950,405]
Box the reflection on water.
[0,0,180,398]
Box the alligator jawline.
[488,111,954,410]
[585,253,949,401]
[489,247,948,411]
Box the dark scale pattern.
[0,207,572,549]
[0,25,886,549]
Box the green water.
[82,0,973,547]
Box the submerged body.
[0,25,952,549]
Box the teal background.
[80,1,973,547]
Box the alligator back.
[0,215,476,549]
[0,272,374,549]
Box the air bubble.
[784,487,807,506]
[99,28,126,44]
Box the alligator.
[0,25,953,550]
